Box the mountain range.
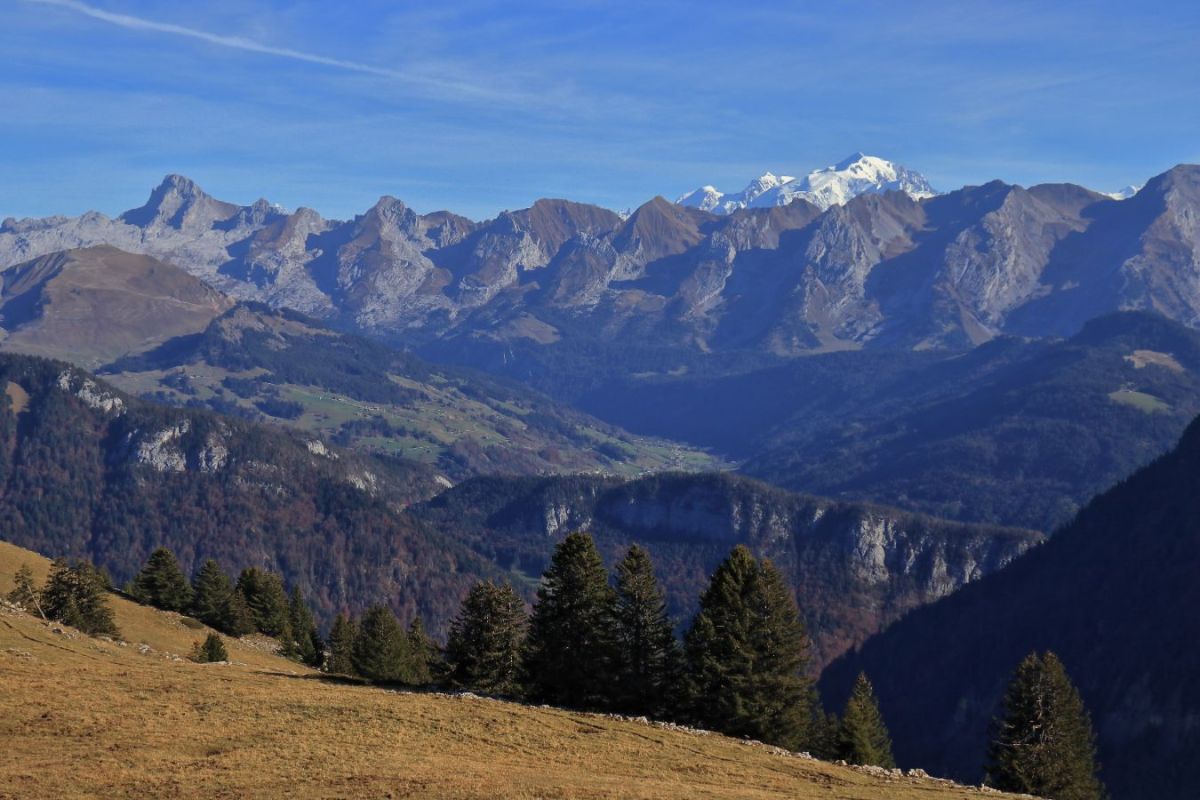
[2,161,1198,363]
[676,153,939,213]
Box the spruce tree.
[286,586,322,667]
[837,672,895,767]
[988,652,1105,800]
[523,532,616,709]
[325,613,357,675]
[222,588,257,637]
[406,617,440,686]
[40,558,119,638]
[130,548,193,612]
[685,546,814,750]
[445,581,527,696]
[193,632,229,663]
[8,563,39,610]
[351,605,413,682]
[611,544,682,717]
[190,559,234,631]
[235,568,290,636]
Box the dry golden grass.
[0,541,1021,799]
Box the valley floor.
[0,543,1019,799]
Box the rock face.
[2,165,1198,359]
[413,472,1040,669]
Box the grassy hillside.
[102,303,719,481]
[0,541,1020,800]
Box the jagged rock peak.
[119,174,239,230]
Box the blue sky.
[2,0,1198,220]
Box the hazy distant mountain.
[2,163,1199,362]
[0,245,232,366]
[677,153,938,213]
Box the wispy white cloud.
[20,0,528,105]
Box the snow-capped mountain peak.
[677,154,937,214]
[1105,184,1142,201]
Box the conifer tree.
[406,617,440,686]
[235,567,290,636]
[445,581,527,696]
[325,613,357,675]
[286,586,322,667]
[351,605,413,682]
[685,546,814,750]
[190,559,235,631]
[610,544,682,717]
[193,632,229,663]
[523,532,616,709]
[130,547,193,612]
[40,558,119,637]
[988,652,1105,800]
[223,587,257,637]
[837,672,895,767]
[8,563,39,610]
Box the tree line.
[7,534,1104,798]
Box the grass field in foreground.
[0,541,1023,799]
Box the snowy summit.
[677,153,938,214]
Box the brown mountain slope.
[0,540,1022,800]
[0,245,233,366]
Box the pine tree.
[325,613,357,675]
[838,672,895,767]
[235,567,289,637]
[610,544,682,717]
[190,559,234,631]
[445,581,527,696]
[192,632,229,663]
[685,546,814,750]
[40,558,119,638]
[406,617,440,686]
[286,586,322,667]
[351,605,413,682]
[523,532,616,709]
[988,652,1106,800]
[7,563,39,610]
[130,547,193,612]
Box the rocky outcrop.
[414,472,1039,669]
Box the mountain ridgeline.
[0,351,1036,664]
[1,162,1198,363]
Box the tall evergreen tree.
[286,585,323,667]
[223,587,257,637]
[837,672,895,767]
[406,617,440,686]
[235,567,290,636]
[988,652,1105,800]
[685,546,814,750]
[351,605,413,682]
[445,581,527,696]
[40,558,119,637]
[129,547,193,612]
[610,544,682,717]
[190,559,234,631]
[523,532,616,709]
[7,563,39,610]
[325,613,357,675]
